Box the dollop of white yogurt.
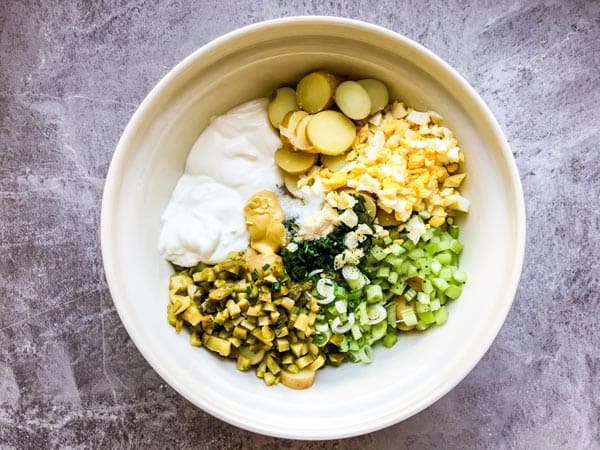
[185,98,282,200]
[158,175,248,266]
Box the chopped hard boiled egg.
[295,101,469,224]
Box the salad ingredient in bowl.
[159,71,469,388]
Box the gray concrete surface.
[1,0,599,448]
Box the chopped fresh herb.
[262,263,271,272]
[251,269,259,281]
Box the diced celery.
[415,302,430,314]
[422,279,434,294]
[450,240,463,254]
[453,270,468,283]
[448,225,460,239]
[385,256,404,271]
[365,284,383,303]
[387,271,399,285]
[408,248,426,260]
[370,320,388,343]
[383,332,398,348]
[400,308,418,326]
[440,267,454,281]
[435,252,452,265]
[404,287,417,302]
[415,321,430,331]
[418,310,436,325]
[386,303,397,327]
[417,292,430,304]
[370,246,387,261]
[390,281,407,295]
[435,306,449,325]
[432,278,449,291]
[444,284,463,300]
[430,299,441,311]
[376,266,390,279]
[389,243,405,256]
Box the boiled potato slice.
[274,146,317,174]
[290,114,314,151]
[268,87,298,128]
[283,172,302,198]
[296,71,337,114]
[357,79,389,114]
[280,369,316,390]
[280,110,309,149]
[334,81,371,120]
[376,208,402,226]
[320,153,348,172]
[307,110,356,155]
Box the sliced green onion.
[365,304,387,325]
[331,313,355,334]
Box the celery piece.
[448,225,460,239]
[435,252,452,265]
[400,308,418,326]
[440,267,454,281]
[415,302,429,314]
[453,270,468,283]
[408,248,426,260]
[369,320,388,343]
[450,240,463,254]
[417,292,430,304]
[444,284,463,300]
[376,266,390,279]
[389,243,405,256]
[404,287,417,302]
[415,321,430,331]
[434,306,449,325]
[382,332,398,348]
[390,281,407,295]
[387,271,399,285]
[422,279,434,294]
[385,256,405,272]
[386,303,397,328]
[370,245,387,261]
[418,310,436,325]
[365,284,383,304]
[430,299,441,311]
[432,278,449,291]
[430,260,442,275]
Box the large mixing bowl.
[101,17,526,439]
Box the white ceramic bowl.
[101,17,525,439]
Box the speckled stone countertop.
[1,0,599,448]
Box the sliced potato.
[280,369,316,390]
[320,153,348,172]
[357,79,389,114]
[306,110,356,155]
[283,172,302,198]
[376,208,402,226]
[279,110,309,149]
[268,87,298,128]
[296,71,337,114]
[289,114,314,151]
[274,146,317,174]
[334,81,371,120]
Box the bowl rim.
[101,15,526,440]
